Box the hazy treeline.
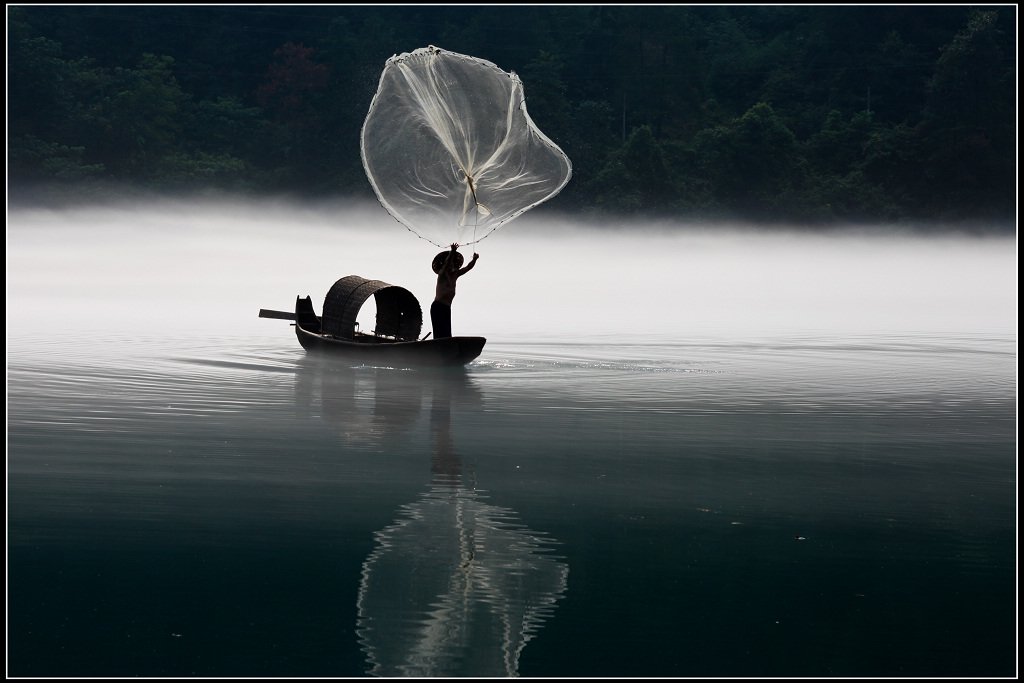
[7,5,1016,225]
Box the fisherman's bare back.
[434,244,479,306]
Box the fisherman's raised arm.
[458,253,479,276]
[441,244,459,271]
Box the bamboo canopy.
[321,276,422,341]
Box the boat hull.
[295,323,485,367]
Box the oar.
[259,309,296,320]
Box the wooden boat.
[260,275,486,368]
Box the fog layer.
[7,198,1016,343]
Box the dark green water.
[7,208,1017,676]
[6,333,1016,677]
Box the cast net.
[361,46,572,247]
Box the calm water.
[6,201,1018,677]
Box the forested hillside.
[7,5,1016,225]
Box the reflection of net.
[356,480,569,677]
[361,46,572,248]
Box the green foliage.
[521,51,572,147]
[8,36,73,139]
[150,151,249,192]
[916,10,1016,219]
[8,134,106,182]
[589,126,675,212]
[67,53,187,178]
[184,97,266,158]
[6,5,1015,224]
[693,102,802,219]
[926,10,1009,130]
[557,100,621,209]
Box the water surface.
[7,201,1017,677]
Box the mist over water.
[7,197,1016,343]
[6,198,1017,677]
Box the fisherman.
[431,243,479,339]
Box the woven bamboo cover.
[321,275,422,341]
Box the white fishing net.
[361,46,572,248]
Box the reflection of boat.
[293,359,427,439]
[291,355,483,443]
[260,276,486,367]
[356,378,568,677]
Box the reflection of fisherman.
[431,243,479,339]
